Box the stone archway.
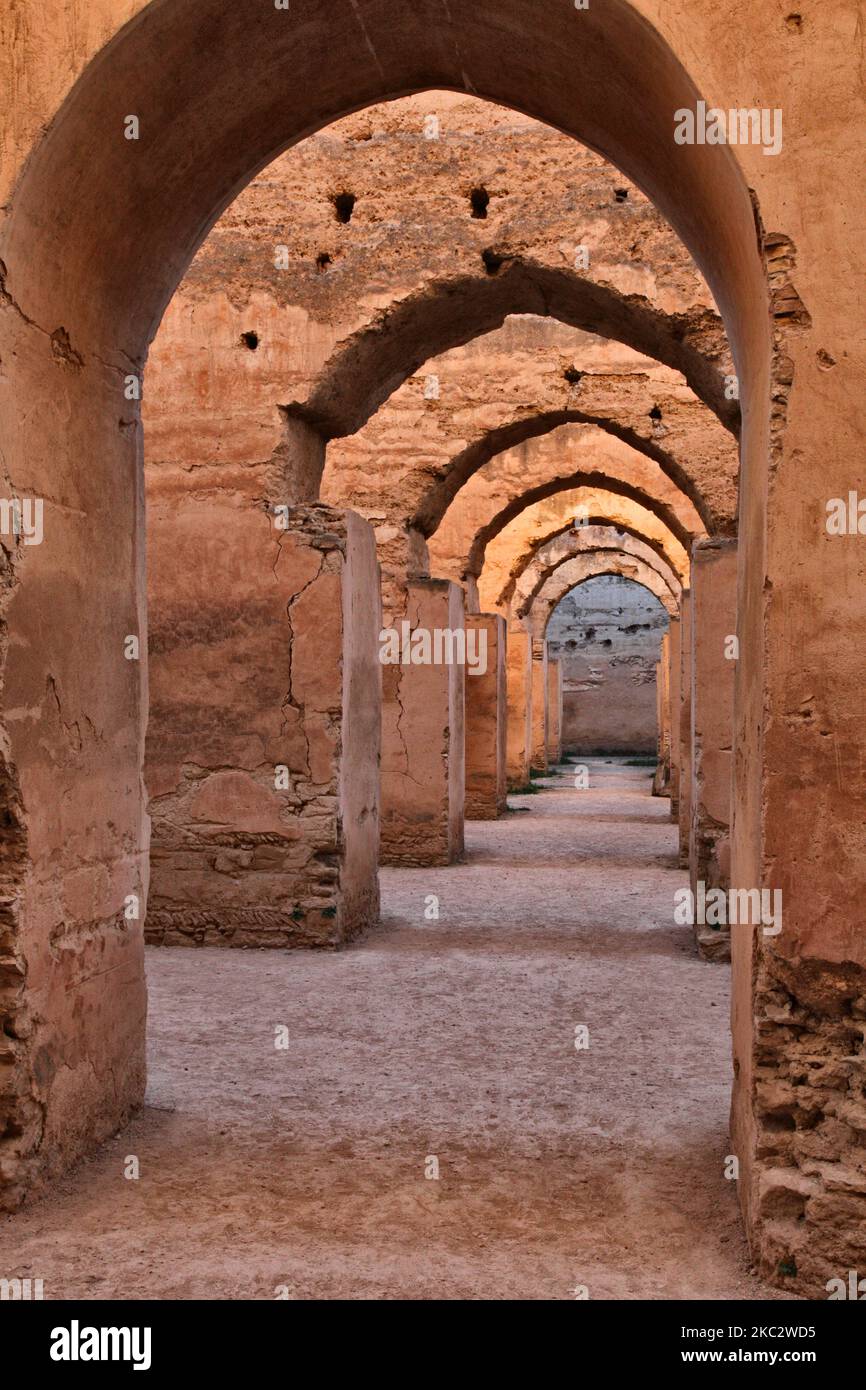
[425,424,705,595]
[477,487,690,614]
[2,0,809,1289]
[528,553,677,627]
[286,255,737,452]
[330,340,739,542]
[515,529,681,624]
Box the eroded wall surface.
[690,539,737,961]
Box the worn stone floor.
[0,760,786,1300]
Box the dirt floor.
[0,760,788,1300]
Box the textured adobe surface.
[146,507,381,948]
[379,579,465,867]
[689,539,737,961]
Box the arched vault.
[477,486,690,613]
[513,526,680,626]
[286,258,738,440]
[0,0,773,1212]
[529,554,678,634]
[426,423,705,588]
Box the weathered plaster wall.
[144,88,727,490]
[505,628,533,789]
[465,613,507,819]
[146,507,381,947]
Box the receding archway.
[541,570,672,756]
[408,394,735,541]
[529,552,677,626]
[515,530,680,625]
[425,427,705,592]
[477,486,690,614]
[0,0,771,1233]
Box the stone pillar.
[652,631,671,796]
[690,539,737,960]
[678,591,693,866]
[667,617,681,821]
[547,658,563,765]
[506,627,533,790]
[531,641,549,773]
[146,506,381,948]
[465,613,507,819]
[379,578,465,865]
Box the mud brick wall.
[145,506,381,948]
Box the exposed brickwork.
[751,952,866,1297]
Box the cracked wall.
[505,629,533,790]
[145,506,380,947]
[748,952,866,1298]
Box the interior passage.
[0,761,786,1300]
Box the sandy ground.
[0,760,787,1300]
